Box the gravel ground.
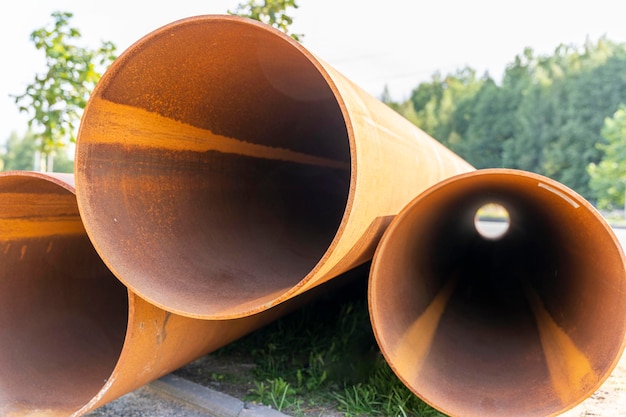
[85,385,213,417]
[84,374,288,417]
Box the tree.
[538,42,626,197]
[1,132,37,172]
[229,0,302,41]
[468,38,626,198]
[588,105,626,210]
[12,11,116,171]
[406,67,484,149]
[457,78,518,168]
[373,36,626,199]
[1,131,74,172]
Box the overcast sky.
[2,0,626,142]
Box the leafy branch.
[229,0,303,41]
[12,11,116,171]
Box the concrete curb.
[148,374,291,417]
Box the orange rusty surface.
[74,15,472,320]
[369,169,626,417]
[0,171,128,416]
[0,171,311,416]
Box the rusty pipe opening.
[75,16,352,319]
[0,171,312,416]
[369,169,626,417]
[0,172,128,416]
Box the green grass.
[211,263,448,417]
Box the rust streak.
[392,275,458,384]
[524,284,598,405]
[0,219,85,240]
[156,311,172,345]
[84,99,351,170]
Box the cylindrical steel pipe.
[0,171,312,416]
[0,171,127,416]
[74,15,473,319]
[369,169,626,417]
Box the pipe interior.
[0,176,128,415]
[76,17,351,317]
[370,172,626,417]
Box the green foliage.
[215,266,445,416]
[248,377,298,412]
[404,68,484,148]
[453,78,516,168]
[12,11,116,171]
[334,384,381,416]
[229,0,302,41]
[588,105,626,209]
[386,36,626,200]
[1,132,37,171]
[333,358,447,417]
[1,131,73,172]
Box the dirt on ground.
[174,353,258,402]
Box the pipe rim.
[75,15,356,319]
[0,170,129,416]
[369,168,626,417]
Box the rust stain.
[6,408,71,417]
[392,276,458,384]
[0,219,85,240]
[156,311,172,345]
[524,284,598,405]
[84,99,350,170]
[0,193,79,217]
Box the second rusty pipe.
[74,15,472,319]
[0,171,314,417]
[369,169,626,417]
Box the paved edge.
[148,374,291,417]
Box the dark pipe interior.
[0,176,128,415]
[76,17,351,317]
[370,171,626,417]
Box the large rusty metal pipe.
[0,171,313,416]
[74,15,472,319]
[0,171,127,416]
[369,169,626,417]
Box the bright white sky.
[2,0,626,143]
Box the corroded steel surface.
[369,169,626,417]
[74,15,473,320]
[0,171,127,416]
[0,171,309,416]
[75,291,298,416]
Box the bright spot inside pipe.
[474,203,510,240]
